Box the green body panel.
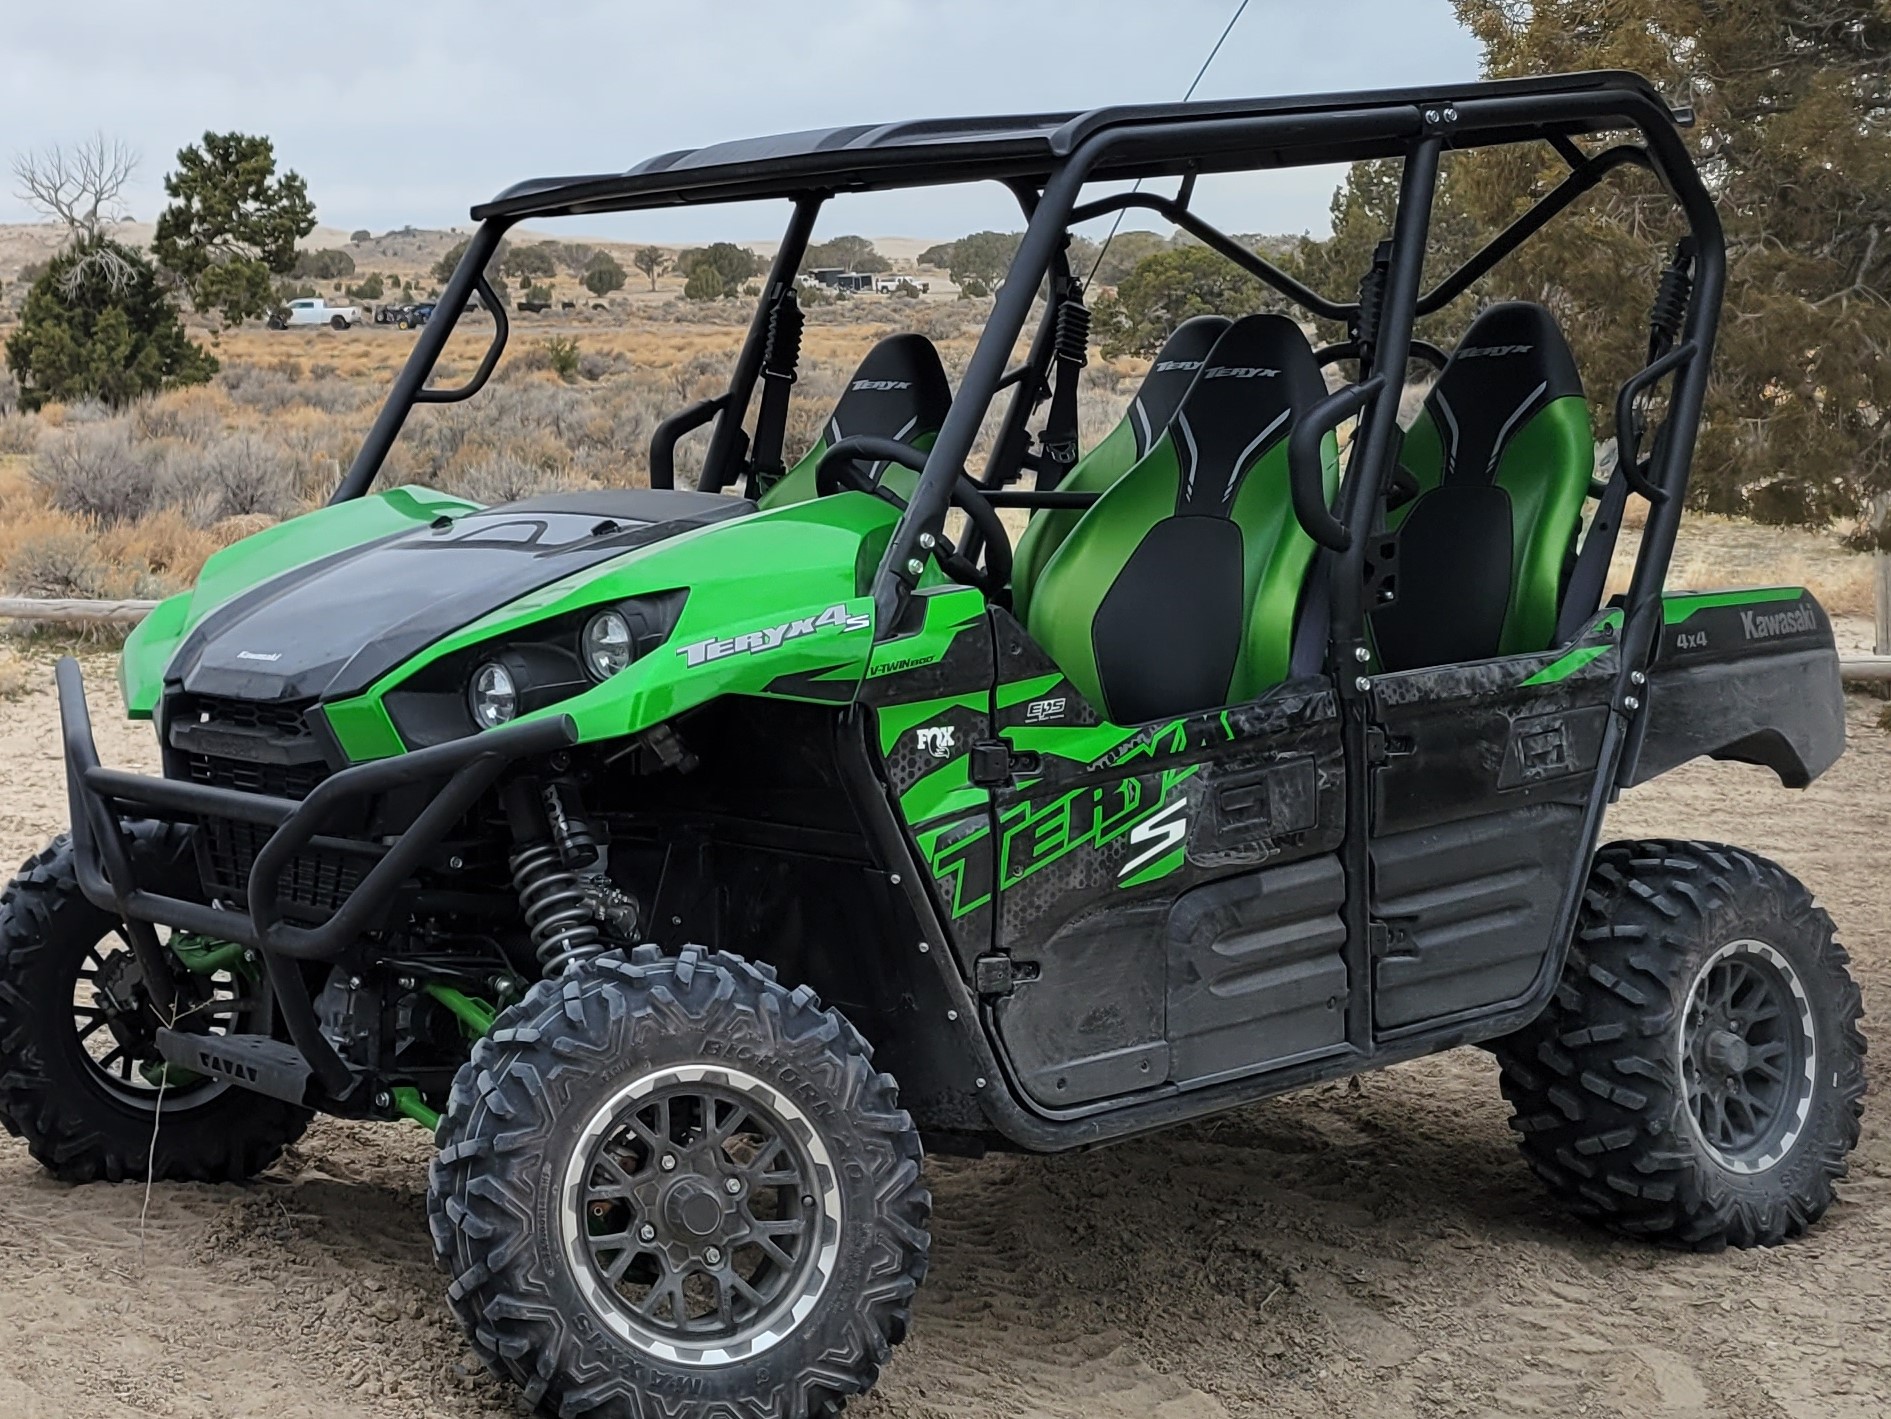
[1518,608,1623,686]
[1398,394,1593,657]
[118,485,478,717]
[1025,430,1339,717]
[868,587,993,826]
[918,714,1205,918]
[1661,586,1805,623]
[326,491,902,759]
[1009,417,1139,623]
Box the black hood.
[171,489,752,703]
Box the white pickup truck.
[268,298,360,330]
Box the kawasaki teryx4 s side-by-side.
[4,73,1866,1418]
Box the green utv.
[4,72,1867,1417]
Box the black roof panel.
[474,71,1679,221]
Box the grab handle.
[1289,374,1385,553]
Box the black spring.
[511,840,603,976]
[762,292,804,379]
[543,781,599,869]
[1649,250,1694,352]
[1054,299,1091,366]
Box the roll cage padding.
[1025,313,1338,724]
[1372,302,1595,672]
[1010,315,1232,623]
[757,333,954,509]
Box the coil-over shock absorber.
[503,778,603,976]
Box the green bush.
[1092,245,1280,358]
[350,229,372,243]
[583,252,627,297]
[348,272,385,300]
[292,248,356,280]
[504,244,558,279]
[676,243,761,294]
[540,336,581,381]
[683,264,728,301]
[4,239,216,412]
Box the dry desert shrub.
[30,423,157,525]
[447,450,594,505]
[161,430,301,523]
[5,525,109,598]
[96,508,219,585]
[0,412,40,456]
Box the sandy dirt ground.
[0,651,1883,1419]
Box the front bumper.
[57,656,576,961]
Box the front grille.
[173,696,314,737]
[183,751,329,800]
[198,817,369,918]
[165,693,366,920]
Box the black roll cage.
[331,71,1721,727]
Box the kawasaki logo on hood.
[676,603,870,667]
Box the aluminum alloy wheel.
[1679,938,1818,1175]
[70,927,246,1107]
[559,1063,842,1366]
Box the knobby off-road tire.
[0,835,312,1183]
[428,945,930,1419]
[1495,840,1866,1249]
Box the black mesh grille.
[197,818,369,918]
[182,752,329,800]
[172,695,314,737]
[167,694,361,919]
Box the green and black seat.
[757,333,954,509]
[1010,314,1231,621]
[1371,301,1594,672]
[1025,313,1339,724]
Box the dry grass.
[0,311,1879,634]
[1608,512,1877,618]
[0,646,29,700]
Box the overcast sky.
[3,0,1481,245]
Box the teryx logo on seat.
[1455,344,1535,359]
[1201,365,1279,380]
[851,379,913,392]
[676,603,870,667]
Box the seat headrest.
[1428,302,1584,485]
[1125,315,1232,458]
[1167,313,1326,516]
[823,333,953,446]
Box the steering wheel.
[815,436,1013,595]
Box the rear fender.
[1621,588,1844,789]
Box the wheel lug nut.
[704,1246,723,1266]
[660,1154,677,1172]
[638,1222,657,1243]
[724,1176,742,1195]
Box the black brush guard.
[56,656,576,1101]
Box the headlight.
[468,661,518,729]
[582,609,634,681]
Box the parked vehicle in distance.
[518,297,554,313]
[268,298,360,330]
[398,303,437,330]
